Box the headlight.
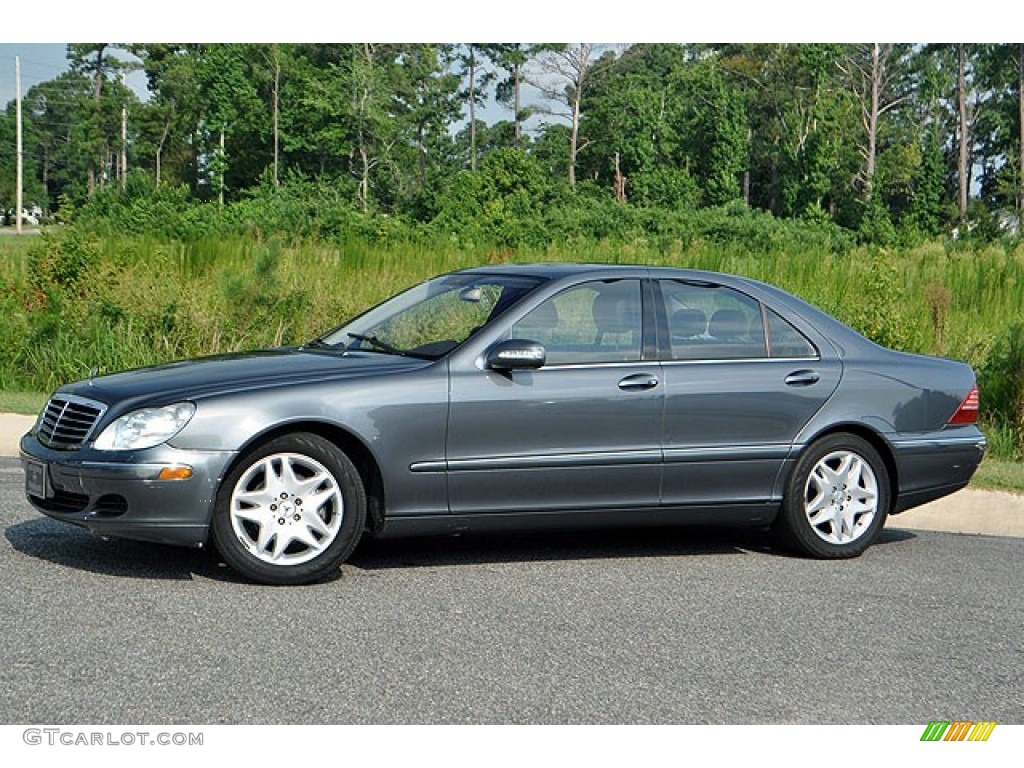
[93,402,196,451]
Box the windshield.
[314,273,544,359]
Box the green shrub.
[27,229,99,295]
[844,250,919,352]
[979,324,1024,435]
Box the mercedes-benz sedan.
[21,264,986,584]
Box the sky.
[5,1,1022,49]
[0,44,70,107]
[0,44,151,109]
[3,3,1023,116]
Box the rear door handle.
[785,370,821,387]
[618,373,659,391]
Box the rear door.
[656,279,841,506]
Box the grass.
[971,457,1024,494]
[0,391,46,415]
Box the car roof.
[457,262,736,282]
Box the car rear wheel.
[211,433,366,585]
[775,433,890,558]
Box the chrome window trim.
[659,355,819,367]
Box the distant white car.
[5,206,42,226]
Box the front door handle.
[785,370,821,387]
[618,373,659,391]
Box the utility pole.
[15,55,23,235]
[120,71,127,190]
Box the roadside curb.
[887,487,1024,538]
[0,413,35,459]
[1,411,1020,538]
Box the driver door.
[446,278,664,515]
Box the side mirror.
[485,339,546,370]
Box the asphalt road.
[0,456,1020,725]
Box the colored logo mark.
[921,721,997,742]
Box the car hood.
[59,347,433,411]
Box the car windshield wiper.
[303,338,338,350]
[346,333,409,357]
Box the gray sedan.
[20,264,986,584]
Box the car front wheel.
[211,433,366,585]
[775,434,890,558]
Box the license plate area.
[25,460,51,499]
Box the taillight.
[948,385,979,425]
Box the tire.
[774,433,890,559]
[211,433,366,585]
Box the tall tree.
[393,44,462,192]
[532,44,611,187]
[131,44,202,187]
[972,45,1024,226]
[68,43,129,196]
[456,45,494,171]
[18,71,95,204]
[348,44,398,212]
[196,44,265,204]
[694,65,751,206]
[280,44,356,181]
[482,44,559,147]
[581,44,692,207]
[839,43,914,203]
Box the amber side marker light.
[948,385,980,425]
[157,466,194,481]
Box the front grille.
[37,395,106,449]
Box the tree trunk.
[613,152,626,203]
[568,44,591,188]
[359,146,370,213]
[355,43,373,212]
[417,125,427,189]
[88,44,107,198]
[958,43,970,222]
[120,72,127,191]
[273,45,280,186]
[156,115,171,186]
[864,43,881,201]
[743,126,752,205]
[514,62,522,148]
[219,128,225,208]
[468,45,477,171]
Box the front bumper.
[19,432,236,547]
